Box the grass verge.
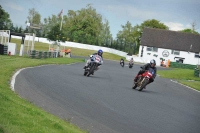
[157,68,200,91]
[0,55,87,133]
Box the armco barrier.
[194,69,199,77]
[43,52,48,58]
[170,62,196,70]
[30,50,36,58]
[0,44,4,54]
[29,50,60,59]
[0,44,8,55]
[4,45,8,55]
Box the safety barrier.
[29,50,59,59]
[0,44,8,55]
[170,62,196,70]
[194,68,200,77]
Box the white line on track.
[10,63,77,91]
[170,79,200,93]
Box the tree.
[179,21,199,34]
[180,28,199,34]
[63,4,103,44]
[23,27,29,33]
[99,19,112,46]
[9,23,15,32]
[43,14,61,37]
[18,26,23,33]
[140,19,169,30]
[115,19,169,54]
[26,8,42,35]
[116,21,137,53]
[0,5,12,30]
[46,24,65,42]
[27,8,41,25]
[14,26,19,33]
[191,21,198,33]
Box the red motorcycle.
[132,68,155,91]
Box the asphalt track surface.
[14,60,200,133]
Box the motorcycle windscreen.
[148,68,155,75]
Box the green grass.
[158,68,200,91]
[10,38,124,61]
[178,80,200,91]
[0,55,87,133]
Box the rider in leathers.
[134,59,157,85]
[129,58,134,66]
[83,49,103,75]
[120,58,124,67]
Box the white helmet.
[150,59,156,66]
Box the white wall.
[6,42,17,55]
[137,45,200,65]
[11,35,129,58]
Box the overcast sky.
[1,0,200,38]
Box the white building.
[139,28,200,66]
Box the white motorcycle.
[84,55,103,77]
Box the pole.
[31,33,35,51]
[7,30,10,44]
[60,10,63,31]
[198,52,200,68]
[27,34,30,54]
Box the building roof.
[141,28,200,53]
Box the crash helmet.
[98,49,103,56]
[150,59,156,67]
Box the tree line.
[0,5,199,54]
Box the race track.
[14,60,200,133]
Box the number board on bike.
[95,56,101,62]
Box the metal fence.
[170,62,197,69]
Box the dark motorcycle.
[132,68,154,91]
[129,62,133,68]
[120,61,124,67]
[84,55,103,77]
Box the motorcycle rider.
[134,59,157,86]
[129,57,134,66]
[120,58,124,67]
[83,49,103,74]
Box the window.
[195,53,200,58]
[147,47,152,51]
[146,47,158,52]
[152,47,158,52]
[171,50,180,55]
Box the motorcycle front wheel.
[138,78,149,91]
[87,63,96,77]
[84,71,88,76]
[132,83,137,89]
